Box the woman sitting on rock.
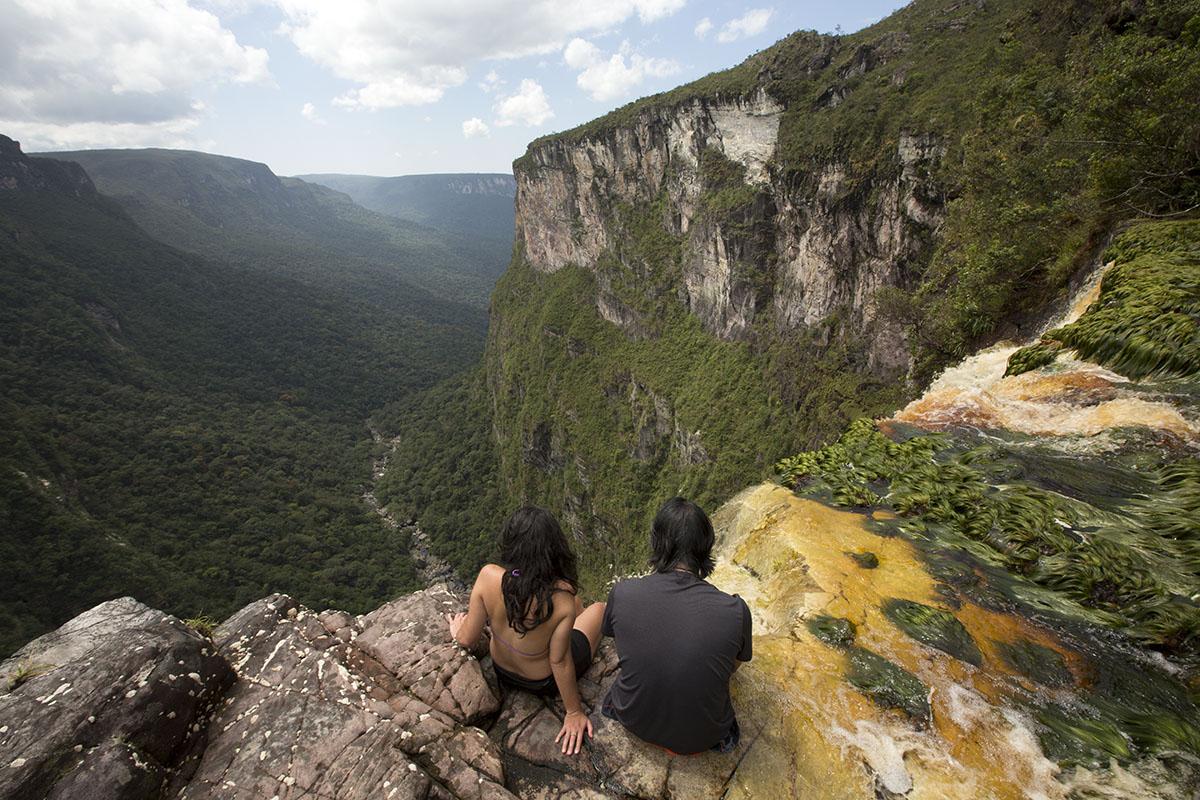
[448,506,605,756]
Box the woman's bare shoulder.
[474,564,506,590]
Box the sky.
[0,0,908,177]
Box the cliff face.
[513,90,942,371]
[0,135,95,196]
[488,24,947,579]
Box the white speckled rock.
[0,597,233,800]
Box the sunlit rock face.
[710,484,1197,800]
[513,91,938,368]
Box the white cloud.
[0,0,269,148]
[479,70,505,93]
[300,101,325,123]
[462,117,490,138]
[271,0,686,111]
[563,39,680,102]
[563,38,601,70]
[693,17,713,39]
[633,0,686,22]
[493,79,553,127]
[0,117,204,151]
[331,66,466,110]
[195,0,269,15]
[716,8,773,43]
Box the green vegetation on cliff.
[488,250,905,588]
[487,0,1200,601]
[521,0,1200,381]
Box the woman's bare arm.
[447,567,490,647]
[548,609,591,754]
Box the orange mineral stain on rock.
[712,484,1088,800]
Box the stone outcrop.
[0,588,751,800]
[0,597,233,800]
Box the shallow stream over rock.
[711,484,1196,799]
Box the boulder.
[0,597,233,800]
[180,592,512,800]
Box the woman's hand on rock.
[555,709,592,755]
[446,612,467,641]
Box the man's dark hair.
[649,497,715,578]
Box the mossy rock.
[848,550,880,569]
[1005,340,1063,377]
[845,647,930,724]
[993,639,1073,688]
[1035,705,1132,766]
[883,599,983,666]
[807,614,857,647]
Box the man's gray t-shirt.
[600,570,752,754]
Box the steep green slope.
[0,137,483,656]
[523,0,1199,378]
[477,0,1200,593]
[45,149,501,307]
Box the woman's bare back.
[475,564,576,679]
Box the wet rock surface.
[0,587,754,799]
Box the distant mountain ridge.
[41,148,507,308]
[297,172,516,243]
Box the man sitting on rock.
[600,497,752,754]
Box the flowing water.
[892,265,1199,447]
[710,264,1200,798]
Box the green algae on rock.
[775,419,1200,655]
[806,614,857,647]
[993,639,1073,688]
[849,550,880,569]
[883,599,984,666]
[845,647,931,725]
[1004,340,1063,377]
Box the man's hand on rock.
[555,709,592,755]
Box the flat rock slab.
[181,592,513,800]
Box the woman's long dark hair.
[499,506,578,634]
